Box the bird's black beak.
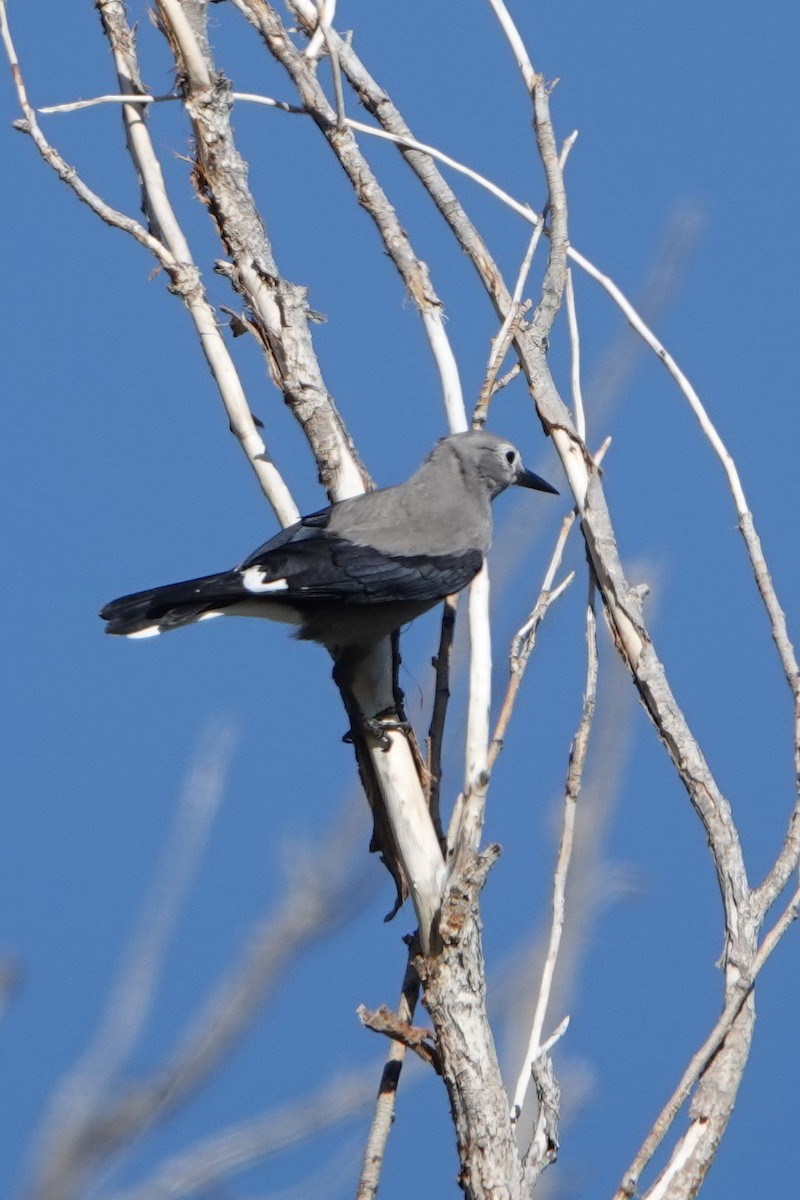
[516,464,559,495]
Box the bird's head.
[438,430,559,500]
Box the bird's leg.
[349,710,412,751]
[331,645,409,915]
[333,644,407,750]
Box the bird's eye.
[505,450,516,464]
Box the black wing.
[242,530,483,606]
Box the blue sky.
[2,2,799,1197]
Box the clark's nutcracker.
[100,431,558,655]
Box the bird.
[99,431,558,658]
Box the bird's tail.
[99,572,243,637]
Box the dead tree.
[2,2,798,1199]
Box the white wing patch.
[242,567,289,595]
[127,625,161,639]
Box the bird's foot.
[342,712,412,751]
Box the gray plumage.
[100,431,558,656]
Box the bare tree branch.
[151,0,367,503]
[231,0,466,435]
[418,848,525,1200]
[3,0,300,522]
[616,878,800,1199]
[522,1053,560,1190]
[357,1005,438,1071]
[356,953,421,1200]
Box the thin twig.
[0,2,170,266]
[494,363,521,393]
[356,1005,438,1071]
[318,12,346,129]
[5,0,299,523]
[355,955,421,1200]
[304,0,336,60]
[486,0,536,91]
[473,301,531,429]
[465,126,575,432]
[511,587,598,1122]
[489,513,576,770]
[39,91,178,113]
[40,86,539,223]
[473,215,540,427]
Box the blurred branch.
[581,203,704,416]
[28,800,369,1200]
[0,957,22,1022]
[245,1138,361,1200]
[104,1067,377,1200]
[29,724,233,1199]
